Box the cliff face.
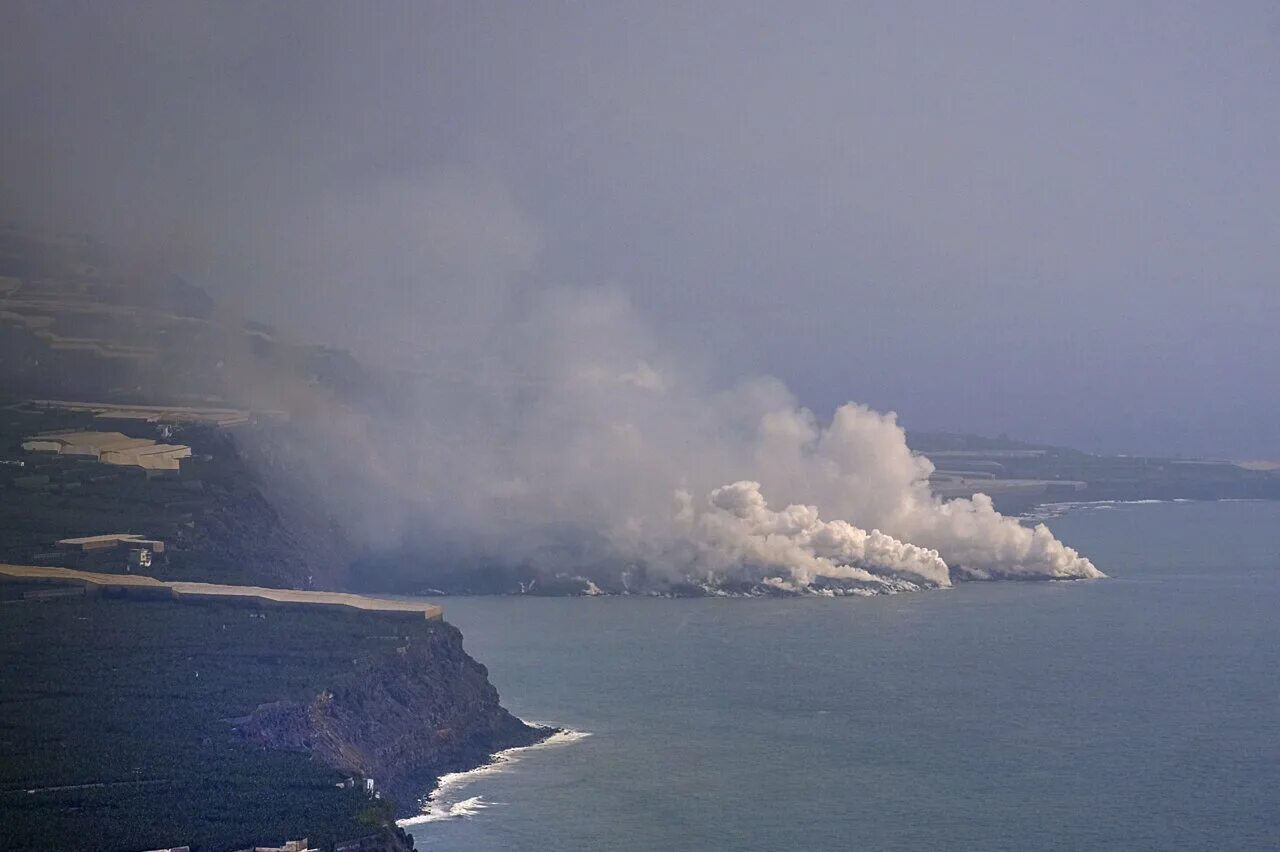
[234,618,550,812]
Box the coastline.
[1015,495,1263,522]
[399,725,590,827]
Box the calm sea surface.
[405,500,1280,851]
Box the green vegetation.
[0,401,324,588]
[0,592,429,851]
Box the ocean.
[404,500,1280,851]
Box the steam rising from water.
[272,288,1101,592]
[678,481,950,590]
[0,5,1112,592]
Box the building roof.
[23,431,192,470]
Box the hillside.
[908,430,1280,512]
[0,400,351,589]
[0,226,379,409]
[0,582,544,851]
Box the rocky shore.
[0,587,547,851]
[233,618,554,815]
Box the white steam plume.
[0,4,1104,594]
[264,287,1101,592]
[677,481,950,591]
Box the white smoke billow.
[279,287,1102,594]
[676,481,950,592]
[0,3,1107,594]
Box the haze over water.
[410,500,1280,851]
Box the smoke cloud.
[258,286,1101,592]
[0,3,1106,592]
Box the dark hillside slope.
[0,406,349,589]
[0,592,544,851]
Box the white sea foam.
[1019,499,1185,522]
[397,725,591,827]
[1020,497,1271,522]
[399,795,493,825]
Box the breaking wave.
[1019,498,1200,523]
[398,726,591,827]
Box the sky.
[2,1,1277,458]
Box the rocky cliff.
[233,617,552,813]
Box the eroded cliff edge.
[1,587,549,850]
[233,617,553,813]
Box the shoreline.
[398,724,590,827]
[1016,495,1266,522]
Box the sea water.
[405,500,1280,851]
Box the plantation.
[0,593,422,851]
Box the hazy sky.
[3,1,1277,457]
